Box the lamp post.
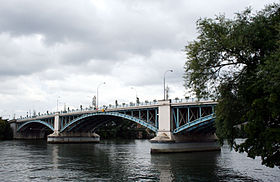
[131,87,138,104]
[163,70,173,100]
[96,82,106,110]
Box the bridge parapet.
[16,99,217,121]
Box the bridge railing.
[16,98,216,120]
[17,100,160,120]
[171,97,215,104]
[17,112,57,120]
[98,100,159,110]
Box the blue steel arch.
[173,114,215,134]
[60,112,158,132]
[17,120,54,132]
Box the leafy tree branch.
[184,3,280,168]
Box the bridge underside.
[64,115,125,133]
[60,112,158,134]
[15,123,53,139]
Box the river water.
[0,139,279,182]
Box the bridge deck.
[17,101,217,122]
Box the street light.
[96,82,106,110]
[163,69,173,100]
[131,87,138,104]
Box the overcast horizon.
[0,0,276,119]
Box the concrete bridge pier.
[47,112,100,143]
[151,100,175,143]
[150,100,220,153]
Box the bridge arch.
[172,114,215,134]
[17,120,54,132]
[60,112,158,133]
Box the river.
[0,139,279,181]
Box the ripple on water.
[0,140,279,181]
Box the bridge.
[10,99,220,153]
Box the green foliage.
[0,117,13,140]
[184,3,280,167]
[96,119,154,139]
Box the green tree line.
[96,119,154,139]
[184,3,280,167]
[0,117,13,140]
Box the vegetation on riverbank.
[96,119,155,139]
[0,117,13,140]
[184,3,280,167]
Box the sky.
[0,0,276,119]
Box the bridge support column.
[47,112,60,142]
[54,113,60,135]
[151,100,174,142]
[9,120,17,138]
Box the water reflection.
[151,151,221,181]
[0,140,279,181]
[50,145,56,168]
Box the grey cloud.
[0,33,55,77]
[0,0,193,64]
[0,0,272,79]
[0,1,99,42]
[111,49,185,87]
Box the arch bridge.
[11,100,219,152]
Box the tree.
[0,117,13,140]
[184,3,280,168]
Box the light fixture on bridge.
[131,87,139,105]
[163,69,173,100]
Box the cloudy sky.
[0,0,275,119]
